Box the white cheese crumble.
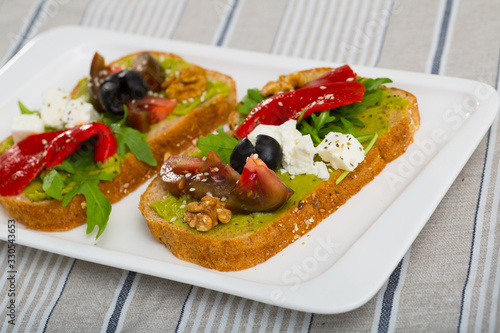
[247,119,329,179]
[316,132,365,171]
[247,119,366,179]
[40,89,70,129]
[62,97,100,129]
[281,133,316,175]
[39,89,100,130]
[11,114,45,143]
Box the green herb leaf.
[362,78,392,93]
[340,117,357,135]
[298,76,392,145]
[310,111,337,129]
[107,105,156,167]
[362,90,383,108]
[56,154,118,238]
[18,101,40,116]
[248,88,265,103]
[197,126,239,164]
[42,169,64,200]
[237,88,265,115]
[111,124,157,166]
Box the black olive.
[230,135,283,173]
[98,70,148,115]
[255,135,282,170]
[99,77,125,114]
[230,138,255,174]
[121,70,148,100]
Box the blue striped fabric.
[105,271,137,332]
[41,259,76,333]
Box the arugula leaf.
[298,76,392,145]
[42,169,64,200]
[18,101,40,116]
[310,111,337,128]
[55,154,118,238]
[340,118,357,136]
[106,105,157,167]
[237,88,265,115]
[362,90,383,108]
[197,126,239,164]
[362,77,392,93]
[110,124,157,166]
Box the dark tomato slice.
[136,96,177,124]
[130,52,165,92]
[227,155,294,213]
[88,52,107,112]
[160,155,204,197]
[159,151,239,199]
[125,101,150,133]
[189,151,240,199]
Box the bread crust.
[140,146,386,271]
[0,52,237,232]
[139,69,420,271]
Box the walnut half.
[183,196,231,232]
[163,65,207,102]
[260,72,307,97]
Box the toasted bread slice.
[0,52,237,232]
[139,69,419,271]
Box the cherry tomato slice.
[160,151,239,199]
[136,96,177,124]
[227,155,294,213]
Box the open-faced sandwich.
[139,64,420,271]
[0,51,236,238]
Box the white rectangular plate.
[0,26,498,314]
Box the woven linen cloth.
[0,0,499,331]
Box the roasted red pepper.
[235,65,365,139]
[301,64,357,89]
[0,123,117,196]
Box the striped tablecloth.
[1,0,499,331]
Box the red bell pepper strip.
[301,64,358,89]
[235,80,365,139]
[0,131,63,196]
[0,123,117,196]
[43,123,117,169]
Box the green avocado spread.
[23,154,122,202]
[355,89,409,135]
[150,87,409,237]
[150,172,325,239]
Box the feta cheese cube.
[278,119,303,144]
[11,114,45,143]
[40,89,70,129]
[317,132,365,171]
[62,97,100,129]
[314,161,330,180]
[282,134,317,175]
[247,119,302,149]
